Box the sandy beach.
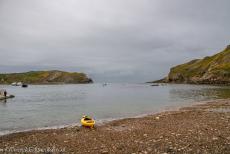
[0,99,230,154]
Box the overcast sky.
[0,0,230,82]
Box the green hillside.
[0,70,93,84]
[167,45,230,84]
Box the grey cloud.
[0,0,230,82]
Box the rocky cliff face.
[166,45,230,84]
[0,70,93,84]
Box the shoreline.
[0,99,230,153]
[0,99,204,137]
[0,83,94,86]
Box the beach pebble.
[155,117,160,120]
[147,147,152,151]
[100,145,106,148]
[152,139,157,142]
[101,150,109,154]
[212,137,218,141]
[117,146,123,150]
[93,147,98,150]
[143,134,148,137]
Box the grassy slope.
[0,70,93,84]
[168,46,230,84]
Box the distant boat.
[11,82,17,86]
[11,82,23,86]
[22,84,28,88]
[151,84,159,86]
[17,82,22,86]
[0,89,15,100]
[102,83,107,86]
[0,95,15,100]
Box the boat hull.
[81,118,95,128]
[0,95,15,100]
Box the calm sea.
[0,83,230,135]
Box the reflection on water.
[210,88,230,99]
[0,99,7,105]
[170,86,230,101]
[0,83,230,135]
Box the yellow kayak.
[81,116,95,128]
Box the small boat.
[151,84,159,86]
[11,82,17,86]
[81,115,95,128]
[22,84,28,88]
[17,82,22,86]
[11,82,22,86]
[0,95,15,100]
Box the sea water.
[0,83,230,135]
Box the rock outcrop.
[166,45,230,84]
[0,70,93,84]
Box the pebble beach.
[0,99,230,154]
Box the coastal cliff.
[154,44,230,84]
[0,70,93,84]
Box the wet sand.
[0,99,230,154]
